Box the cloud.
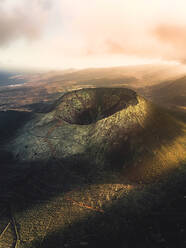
[57,0,186,64]
[3,0,186,69]
[153,24,186,62]
[0,0,49,47]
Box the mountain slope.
[0,87,186,248]
[138,76,186,113]
[4,87,186,182]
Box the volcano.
[3,87,186,182]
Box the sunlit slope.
[122,105,186,182]
[138,75,186,113]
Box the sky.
[1,0,186,70]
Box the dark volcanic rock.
[56,88,138,124]
[4,88,153,171]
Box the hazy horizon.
[1,0,186,70]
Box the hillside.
[0,70,26,87]
[4,87,186,182]
[138,76,186,114]
[0,88,186,247]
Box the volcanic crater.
[55,87,138,125]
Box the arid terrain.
[0,64,186,248]
[1,64,186,114]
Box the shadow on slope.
[0,111,32,144]
[12,162,186,248]
[0,90,186,247]
[0,130,185,247]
